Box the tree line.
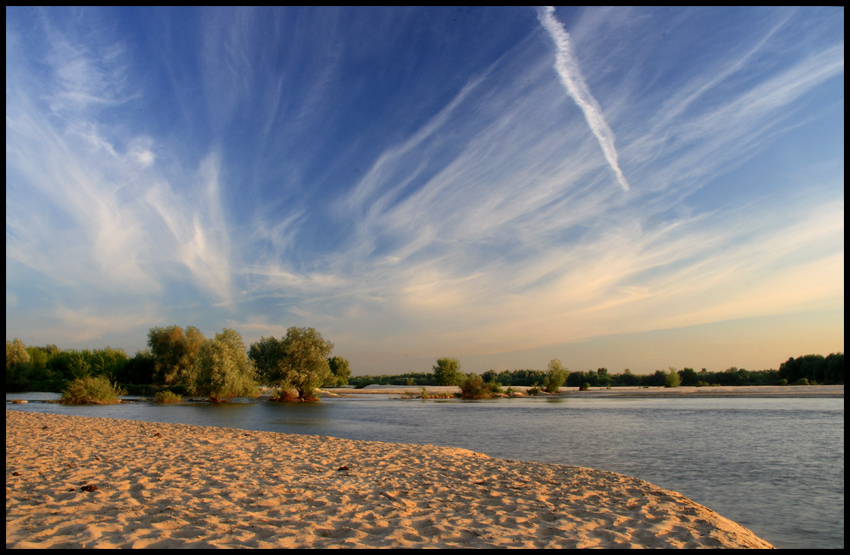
[348,353,844,389]
[7,331,843,398]
[6,326,351,402]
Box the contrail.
[537,6,630,191]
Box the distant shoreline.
[325,383,844,399]
[6,384,842,404]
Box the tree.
[544,358,569,393]
[68,352,91,379]
[326,356,351,387]
[6,338,32,391]
[6,338,30,370]
[192,329,257,402]
[147,325,206,386]
[648,369,667,387]
[664,367,681,388]
[249,327,334,401]
[619,368,639,386]
[679,367,698,386]
[432,357,461,386]
[117,349,156,385]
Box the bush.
[153,390,183,403]
[579,382,590,391]
[459,374,491,399]
[60,375,126,405]
[790,378,810,386]
[269,387,303,402]
[487,381,504,395]
[776,378,788,386]
[664,368,681,388]
[544,359,568,393]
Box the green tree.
[117,349,156,385]
[89,347,129,382]
[25,346,49,371]
[664,367,681,388]
[432,357,461,386]
[68,352,91,379]
[249,327,334,401]
[544,358,569,393]
[6,338,30,369]
[618,368,639,386]
[191,328,257,402]
[6,338,32,391]
[648,369,667,387]
[326,356,351,387]
[824,352,844,384]
[147,325,206,386]
[679,367,698,386]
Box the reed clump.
[153,390,183,403]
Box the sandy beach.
[6,410,773,548]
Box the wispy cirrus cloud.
[246,7,843,366]
[6,8,843,373]
[6,12,237,318]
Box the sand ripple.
[6,410,773,548]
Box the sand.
[6,410,773,548]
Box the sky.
[6,7,845,376]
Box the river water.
[6,393,844,549]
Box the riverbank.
[326,383,843,399]
[6,410,773,548]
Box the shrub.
[776,378,788,386]
[153,390,183,403]
[664,368,681,388]
[790,378,810,386]
[270,387,303,402]
[459,373,491,399]
[579,382,590,391]
[60,375,126,405]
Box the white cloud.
[6,8,843,368]
[537,6,630,191]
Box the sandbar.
[6,410,773,548]
[337,384,843,398]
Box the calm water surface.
[6,393,844,549]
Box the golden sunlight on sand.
[6,410,772,548]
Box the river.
[6,393,844,549]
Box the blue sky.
[6,7,844,375]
